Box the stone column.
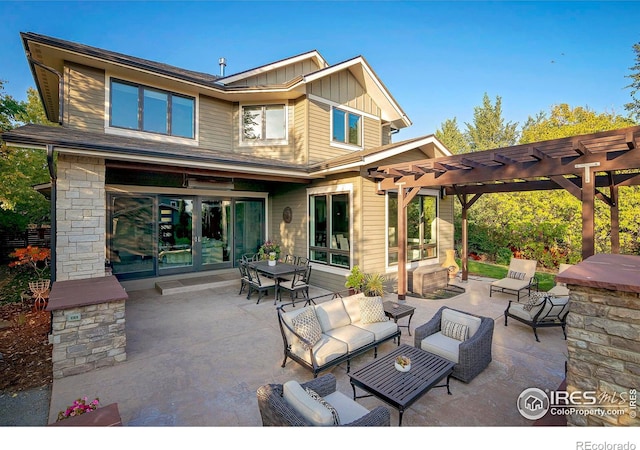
[557,254,640,426]
[55,154,106,281]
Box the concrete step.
[155,274,238,295]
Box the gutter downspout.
[46,144,56,283]
[26,53,64,125]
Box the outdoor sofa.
[276,292,400,378]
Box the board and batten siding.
[198,95,233,151]
[224,59,322,87]
[308,70,380,117]
[64,62,105,132]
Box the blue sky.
[1,0,639,141]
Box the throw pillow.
[291,307,322,350]
[305,387,340,425]
[441,319,469,341]
[507,270,526,280]
[359,296,387,324]
[523,292,549,311]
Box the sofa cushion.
[420,332,460,363]
[314,298,352,332]
[291,306,322,350]
[282,380,334,426]
[324,391,370,425]
[352,320,398,341]
[289,334,348,366]
[359,296,387,324]
[441,308,481,338]
[324,324,374,352]
[341,293,365,323]
[441,319,469,341]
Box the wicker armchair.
[256,373,390,426]
[414,306,494,383]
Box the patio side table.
[383,301,416,336]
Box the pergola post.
[396,184,421,301]
[577,163,597,259]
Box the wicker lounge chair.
[489,257,539,301]
[414,306,494,383]
[256,373,390,426]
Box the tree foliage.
[464,93,519,151]
[456,104,640,266]
[624,42,640,123]
[435,118,470,154]
[0,83,54,232]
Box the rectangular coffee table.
[349,344,454,426]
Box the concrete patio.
[42,272,572,428]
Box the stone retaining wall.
[50,299,126,379]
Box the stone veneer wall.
[50,299,126,379]
[55,154,106,281]
[565,284,640,426]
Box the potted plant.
[363,272,386,297]
[268,252,277,266]
[344,265,365,294]
[258,240,280,261]
[8,246,51,309]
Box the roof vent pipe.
[219,57,226,77]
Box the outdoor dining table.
[248,260,307,304]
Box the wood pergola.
[371,126,640,300]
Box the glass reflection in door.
[201,199,230,266]
[158,197,193,270]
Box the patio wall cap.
[556,254,640,294]
[46,275,128,311]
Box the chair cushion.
[420,332,460,363]
[291,306,322,350]
[282,380,334,426]
[314,298,351,332]
[441,308,481,338]
[305,387,340,425]
[491,277,530,291]
[324,324,374,352]
[324,391,370,425]
[441,318,469,341]
[359,296,387,324]
[341,293,365,323]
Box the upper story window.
[241,104,287,145]
[110,79,195,139]
[332,107,361,147]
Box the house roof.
[1,124,315,182]
[20,32,411,129]
[2,124,445,182]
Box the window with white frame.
[309,191,351,268]
[110,79,195,138]
[388,192,438,265]
[241,104,287,144]
[332,107,361,146]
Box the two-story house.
[2,32,454,294]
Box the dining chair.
[246,266,277,304]
[237,260,251,296]
[278,265,312,306]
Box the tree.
[0,80,26,133]
[464,93,519,151]
[435,118,470,154]
[624,42,640,123]
[0,83,54,232]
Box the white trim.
[238,101,289,147]
[106,184,269,199]
[105,73,199,143]
[306,183,353,269]
[218,51,328,85]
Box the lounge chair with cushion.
[256,373,390,426]
[414,306,494,383]
[489,257,538,301]
[504,291,570,342]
